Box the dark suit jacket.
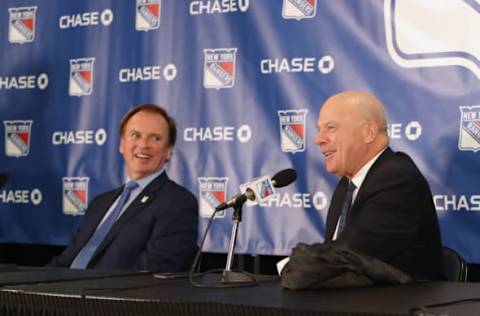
[51,172,198,272]
[325,148,443,280]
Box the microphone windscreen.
[0,173,7,189]
[271,169,297,188]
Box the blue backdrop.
[1,0,480,262]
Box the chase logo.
[119,64,177,82]
[184,125,252,143]
[198,177,227,218]
[69,58,95,96]
[388,121,422,141]
[278,109,308,153]
[8,6,37,44]
[63,177,89,215]
[189,0,249,15]
[0,188,42,205]
[458,106,480,152]
[282,0,316,20]
[203,48,237,89]
[3,120,33,158]
[434,194,480,211]
[261,56,334,74]
[59,9,113,29]
[260,191,327,210]
[136,0,161,31]
[52,128,107,146]
[385,0,480,79]
[0,73,48,90]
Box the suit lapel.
[351,147,393,210]
[325,177,348,241]
[91,172,169,261]
[325,148,394,241]
[78,189,122,249]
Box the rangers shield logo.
[203,48,237,89]
[8,6,37,44]
[278,109,308,153]
[69,58,95,96]
[282,0,317,20]
[63,177,89,215]
[256,178,275,201]
[198,177,228,218]
[458,106,480,152]
[136,0,161,31]
[4,120,33,157]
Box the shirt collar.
[125,167,165,191]
[351,148,386,190]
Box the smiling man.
[51,104,198,272]
[315,91,443,280]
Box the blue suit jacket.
[325,148,443,280]
[51,172,198,272]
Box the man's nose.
[137,136,149,147]
[314,131,325,146]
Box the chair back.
[442,246,467,282]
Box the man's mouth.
[134,153,151,159]
[323,150,335,159]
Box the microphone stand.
[221,202,255,284]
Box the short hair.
[119,104,177,147]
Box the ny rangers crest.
[4,120,33,157]
[203,48,237,89]
[282,0,317,20]
[63,177,89,215]
[69,58,95,96]
[458,106,480,152]
[278,109,308,153]
[136,0,161,31]
[198,177,228,218]
[9,6,37,44]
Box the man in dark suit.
[51,104,198,272]
[315,91,443,280]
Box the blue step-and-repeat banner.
[1,0,480,262]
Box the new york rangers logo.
[8,6,37,44]
[136,0,161,31]
[3,120,33,157]
[278,109,308,153]
[256,178,275,200]
[203,48,237,89]
[63,177,89,215]
[282,0,317,20]
[458,106,480,152]
[69,58,95,96]
[198,177,228,218]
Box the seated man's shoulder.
[163,179,198,203]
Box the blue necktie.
[337,181,356,235]
[71,181,139,269]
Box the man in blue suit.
[51,104,198,272]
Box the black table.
[0,267,479,315]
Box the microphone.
[215,168,297,211]
[271,168,297,188]
[215,189,255,211]
[0,173,7,189]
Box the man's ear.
[119,138,124,154]
[363,120,378,144]
[166,146,173,161]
